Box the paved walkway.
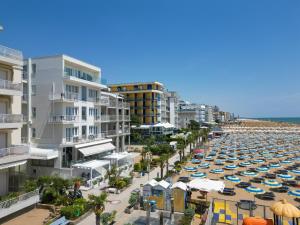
[78,146,190,225]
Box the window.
[23,65,27,72]
[147,84,152,90]
[134,85,138,91]
[66,85,79,94]
[88,89,98,98]
[82,107,87,120]
[32,85,36,96]
[32,159,54,167]
[32,107,36,118]
[32,64,36,73]
[32,128,36,138]
[66,107,78,116]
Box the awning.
[0,160,27,170]
[72,160,110,170]
[103,152,133,160]
[78,143,115,157]
[30,147,59,160]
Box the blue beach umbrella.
[214,160,225,165]
[269,163,281,168]
[277,174,294,180]
[245,186,265,194]
[239,162,252,167]
[252,159,264,164]
[241,171,258,177]
[264,179,282,187]
[191,172,206,178]
[256,167,269,173]
[198,163,210,169]
[281,160,292,164]
[191,158,201,164]
[225,164,239,170]
[184,166,197,172]
[225,175,241,183]
[291,169,300,175]
[210,168,224,174]
[205,156,214,161]
[288,190,300,197]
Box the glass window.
[32,128,36,138]
[32,85,36,96]
[32,107,36,118]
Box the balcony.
[63,74,106,89]
[62,134,105,145]
[48,115,79,124]
[49,93,80,102]
[100,115,118,122]
[0,114,23,129]
[104,130,118,137]
[0,79,22,96]
[124,115,130,121]
[108,101,117,108]
[0,189,39,219]
[0,145,29,165]
[0,45,23,66]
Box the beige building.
[0,45,28,195]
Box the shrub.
[100,210,117,225]
[41,187,59,204]
[60,204,83,220]
[128,193,138,206]
[23,179,38,192]
[134,163,141,172]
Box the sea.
[252,117,300,125]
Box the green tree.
[130,114,141,126]
[88,192,108,225]
[158,154,168,179]
[100,210,117,225]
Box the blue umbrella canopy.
[290,169,300,175]
[205,156,214,161]
[242,171,258,177]
[252,159,264,164]
[191,172,206,178]
[225,164,239,170]
[184,166,197,172]
[256,167,269,172]
[210,168,224,174]
[288,190,300,197]
[264,179,282,187]
[277,174,294,180]
[245,186,265,194]
[269,163,281,168]
[225,175,241,183]
[191,159,201,164]
[281,160,292,164]
[239,162,252,167]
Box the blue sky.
[1,0,300,117]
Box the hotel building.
[21,55,132,184]
[0,45,29,195]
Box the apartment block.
[109,82,164,125]
[22,55,131,184]
[0,45,29,195]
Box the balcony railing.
[0,189,39,219]
[0,145,29,158]
[109,101,117,107]
[48,115,79,123]
[124,115,130,121]
[0,45,23,61]
[105,130,117,136]
[0,114,23,123]
[49,93,80,101]
[0,79,22,92]
[63,134,105,144]
[100,115,118,122]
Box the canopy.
[30,147,59,160]
[271,199,300,218]
[194,149,205,154]
[0,160,27,170]
[78,143,115,157]
[103,152,133,160]
[171,182,188,191]
[188,178,225,192]
[72,160,110,170]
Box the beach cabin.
[171,182,188,213]
[143,179,171,210]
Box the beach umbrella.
[288,190,300,198]
[269,163,281,169]
[214,160,225,165]
[281,160,292,164]
[194,149,205,154]
[191,158,201,164]
[205,156,214,161]
[252,159,264,164]
[275,154,284,158]
[271,199,300,225]
[184,166,197,172]
[239,162,252,167]
[198,163,210,169]
[245,186,265,194]
[241,171,258,177]
[264,179,282,187]
[256,167,269,173]
[278,174,294,180]
[224,164,239,170]
[290,169,300,175]
[191,172,206,178]
[225,175,241,183]
[227,157,238,162]
[210,169,224,174]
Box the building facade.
[0,45,29,195]
[109,82,164,125]
[21,55,131,183]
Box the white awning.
[0,160,27,170]
[78,143,115,157]
[30,147,59,160]
[103,152,133,160]
[72,160,110,170]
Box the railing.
[49,93,80,101]
[0,114,23,123]
[63,73,100,84]
[0,45,23,61]
[124,115,130,121]
[100,115,118,122]
[0,189,39,210]
[105,130,117,136]
[48,115,79,123]
[109,101,117,107]
[63,134,105,144]
[0,79,22,92]
[0,145,29,158]
[123,128,130,134]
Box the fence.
[0,189,39,209]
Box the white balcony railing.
[0,114,23,123]
[105,130,117,136]
[0,45,23,61]
[0,189,39,219]
[63,134,105,144]
[124,115,130,121]
[100,115,118,122]
[49,93,80,101]
[0,79,22,92]
[48,115,79,123]
[0,145,29,158]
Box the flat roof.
[109,81,164,87]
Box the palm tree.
[158,154,168,179]
[88,192,108,225]
[187,134,194,154]
[177,142,185,162]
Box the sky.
[1,0,300,118]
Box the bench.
[50,216,70,225]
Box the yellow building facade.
[109,82,164,125]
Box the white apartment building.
[0,45,29,195]
[22,55,131,185]
[178,108,197,129]
[167,91,179,128]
